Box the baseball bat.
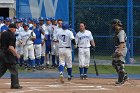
[92,49,99,76]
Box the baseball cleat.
[115,81,124,86]
[122,75,129,84]
[59,74,64,83]
[32,67,36,72]
[68,75,72,81]
[80,75,84,80]
[84,75,88,80]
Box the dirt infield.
[0,78,140,93]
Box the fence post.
[72,0,75,30]
[16,0,19,18]
[126,0,133,64]
[130,0,134,59]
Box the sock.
[20,56,23,65]
[24,60,28,67]
[52,55,56,65]
[30,59,35,67]
[79,67,84,75]
[35,58,41,66]
[41,56,45,65]
[59,65,64,73]
[28,59,32,67]
[57,56,59,65]
[67,68,72,77]
[84,67,88,75]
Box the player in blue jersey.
[33,19,45,70]
[1,18,11,32]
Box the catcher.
[112,19,128,85]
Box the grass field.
[17,65,140,74]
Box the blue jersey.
[1,25,8,32]
[33,27,42,44]
[45,34,51,46]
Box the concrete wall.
[0,0,16,17]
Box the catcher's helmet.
[112,19,123,26]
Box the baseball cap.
[9,23,16,28]
[39,17,44,21]
[5,17,11,22]
[45,17,51,21]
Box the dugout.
[0,0,16,18]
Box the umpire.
[0,23,22,89]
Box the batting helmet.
[112,19,123,26]
[62,23,69,30]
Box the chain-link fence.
[70,0,140,64]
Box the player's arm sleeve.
[118,31,125,43]
[89,31,94,41]
[89,32,95,47]
[70,31,75,40]
[75,34,79,45]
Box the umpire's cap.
[9,23,16,28]
[112,19,123,26]
[62,23,69,30]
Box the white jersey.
[75,30,93,47]
[15,26,24,40]
[50,25,58,40]
[19,30,36,45]
[0,23,4,32]
[54,29,74,48]
[53,27,62,39]
[29,23,33,28]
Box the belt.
[59,47,70,48]
[78,47,90,48]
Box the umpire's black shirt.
[0,30,16,63]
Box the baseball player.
[0,16,4,32]
[33,20,45,70]
[50,18,58,68]
[111,19,128,85]
[44,17,52,67]
[75,22,95,80]
[54,23,77,83]
[39,17,46,69]
[19,23,36,71]
[53,19,64,67]
[12,16,18,24]
[28,18,34,30]
[15,19,24,66]
[1,18,11,32]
